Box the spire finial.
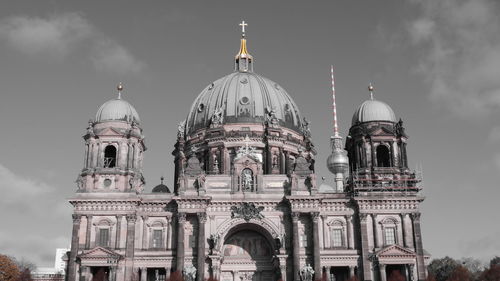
[368,83,374,100]
[235,21,253,72]
[331,65,340,137]
[239,20,248,37]
[117,82,123,99]
[160,176,164,184]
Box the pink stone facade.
[67,32,429,281]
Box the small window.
[384,227,396,245]
[377,145,391,167]
[331,229,343,247]
[152,229,163,249]
[104,145,117,168]
[98,228,110,247]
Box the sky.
[0,0,499,267]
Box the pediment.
[78,247,122,260]
[234,154,261,164]
[376,244,415,258]
[368,126,395,136]
[95,127,125,136]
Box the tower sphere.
[327,149,349,175]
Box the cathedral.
[66,23,429,281]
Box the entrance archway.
[220,229,277,281]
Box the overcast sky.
[0,0,499,267]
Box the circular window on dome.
[198,103,205,112]
[240,96,250,105]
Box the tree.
[489,256,500,268]
[447,266,471,281]
[427,257,460,281]
[14,258,36,281]
[459,257,484,280]
[17,268,33,281]
[478,264,500,281]
[425,275,437,281]
[0,255,20,281]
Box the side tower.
[346,85,427,281]
[67,85,146,281]
[77,84,146,193]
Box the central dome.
[185,70,303,136]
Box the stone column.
[292,212,301,281]
[279,264,287,281]
[372,214,379,248]
[124,214,137,281]
[111,267,118,281]
[127,142,133,169]
[284,151,290,174]
[85,215,92,249]
[312,212,321,280]
[67,214,82,281]
[349,266,355,278]
[140,267,147,281]
[400,213,408,247]
[403,213,413,248]
[165,267,171,281]
[142,216,148,249]
[84,266,92,281]
[176,213,186,272]
[197,213,207,281]
[346,215,354,249]
[92,142,99,168]
[411,213,427,281]
[359,214,372,281]
[115,215,122,249]
[321,215,328,249]
[379,264,387,281]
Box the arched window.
[328,220,345,248]
[382,218,398,246]
[104,145,117,168]
[96,219,112,247]
[376,145,391,167]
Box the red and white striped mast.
[331,65,340,138]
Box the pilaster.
[67,214,82,281]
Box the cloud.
[459,231,500,259]
[0,12,145,74]
[91,39,145,75]
[0,164,70,266]
[0,12,92,57]
[407,0,500,117]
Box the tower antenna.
[331,65,339,137]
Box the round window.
[103,179,112,187]
[198,103,205,112]
[240,96,250,105]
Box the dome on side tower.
[184,33,303,136]
[351,84,396,125]
[95,84,141,124]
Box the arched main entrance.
[220,229,277,281]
